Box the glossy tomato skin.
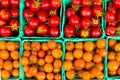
[25,0,31,8]
[105,25,116,36]
[0,9,10,21]
[24,26,35,36]
[10,19,19,26]
[1,0,10,8]
[105,12,115,23]
[48,15,60,27]
[37,11,48,23]
[10,0,19,7]
[69,14,80,27]
[48,8,58,16]
[81,0,90,6]
[23,9,33,19]
[36,24,49,36]
[72,0,81,6]
[80,6,92,17]
[116,10,120,21]
[90,27,101,38]
[66,7,76,19]
[79,28,90,38]
[10,7,19,18]
[0,26,12,37]
[28,17,39,29]
[93,0,102,6]
[49,27,60,37]
[108,19,116,26]
[92,17,100,27]
[30,1,40,12]
[80,17,91,29]
[50,0,61,8]
[113,0,120,8]
[64,25,75,37]
[107,6,116,14]
[0,19,6,27]
[92,5,103,17]
[41,0,51,10]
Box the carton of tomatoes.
[0,38,21,80]
[63,38,107,80]
[104,0,120,37]
[21,0,62,39]
[20,40,64,80]
[62,0,105,39]
[0,0,20,38]
[107,37,120,79]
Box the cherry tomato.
[0,9,10,21]
[30,0,41,12]
[93,0,102,6]
[105,12,115,23]
[64,25,75,37]
[69,14,80,27]
[48,15,60,27]
[105,25,116,36]
[92,5,103,17]
[72,0,81,6]
[36,24,49,36]
[24,26,35,36]
[10,7,19,18]
[80,17,91,29]
[28,17,39,29]
[80,6,92,17]
[81,0,91,6]
[0,26,12,37]
[49,27,60,37]
[10,0,19,7]
[79,29,90,38]
[1,0,10,8]
[37,11,48,23]
[107,6,116,14]
[9,19,19,31]
[90,27,101,38]
[113,0,120,8]
[50,0,61,8]
[108,19,116,26]
[66,7,76,19]
[23,9,33,19]
[41,0,51,10]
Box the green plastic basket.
[0,38,21,80]
[20,0,63,39]
[62,0,105,40]
[106,37,120,80]
[104,0,120,38]
[21,39,65,80]
[63,38,107,80]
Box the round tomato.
[9,19,19,31]
[66,7,76,19]
[10,0,19,7]
[72,0,81,6]
[107,6,116,14]
[90,27,101,38]
[30,0,41,12]
[24,26,35,36]
[10,7,19,18]
[28,17,39,29]
[41,0,50,10]
[105,25,116,36]
[64,25,75,37]
[23,9,33,19]
[0,9,10,21]
[79,29,90,38]
[36,24,48,36]
[93,0,102,6]
[80,17,91,29]
[105,12,115,23]
[80,6,92,17]
[49,27,60,37]
[50,0,61,8]
[37,10,48,23]
[0,26,12,37]
[92,5,103,17]
[48,15,60,27]
[1,0,10,8]
[113,0,120,8]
